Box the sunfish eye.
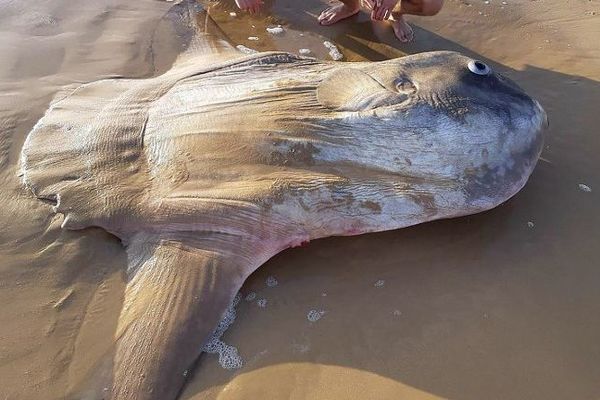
[468,60,491,75]
[395,78,416,94]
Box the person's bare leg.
[318,0,361,26]
[390,0,443,42]
[389,14,414,42]
[235,0,263,14]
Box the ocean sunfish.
[20,2,546,399]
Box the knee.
[421,0,443,16]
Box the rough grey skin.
[19,2,546,399]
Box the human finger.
[362,0,376,10]
[376,5,389,20]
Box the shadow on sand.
[176,1,600,399]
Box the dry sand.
[0,0,599,399]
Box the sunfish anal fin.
[109,233,250,400]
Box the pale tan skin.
[320,0,444,42]
[235,0,444,42]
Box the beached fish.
[19,1,546,399]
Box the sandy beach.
[0,0,598,399]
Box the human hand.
[235,0,263,14]
[371,0,399,20]
[361,0,376,10]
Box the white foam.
[307,309,325,322]
[236,45,258,54]
[323,41,343,61]
[293,343,310,353]
[374,279,385,288]
[266,275,278,287]
[202,293,244,370]
[299,48,311,55]
[578,183,592,192]
[245,291,257,301]
[257,298,268,308]
[266,25,285,35]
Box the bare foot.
[318,2,360,26]
[235,0,263,14]
[390,15,414,42]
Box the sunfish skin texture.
[19,2,546,399]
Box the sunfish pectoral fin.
[317,68,407,112]
[108,233,251,400]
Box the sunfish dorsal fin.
[317,68,406,112]
[154,0,244,70]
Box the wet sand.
[0,0,599,399]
